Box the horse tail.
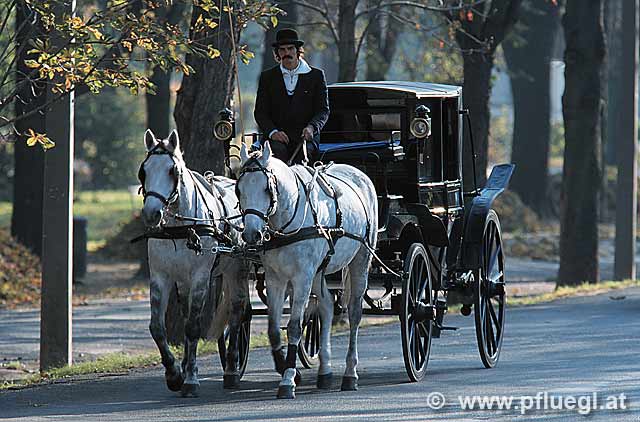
[341,267,352,312]
[207,287,229,340]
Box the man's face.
[277,44,299,70]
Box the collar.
[280,58,311,76]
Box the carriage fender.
[460,164,515,270]
[405,203,448,247]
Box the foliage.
[0,190,141,248]
[0,0,278,146]
[0,228,41,308]
[487,104,513,165]
[75,87,146,190]
[0,142,13,201]
[97,212,146,260]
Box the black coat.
[254,64,330,153]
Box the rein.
[236,158,365,274]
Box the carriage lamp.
[410,105,431,139]
[213,108,235,142]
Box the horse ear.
[240,143,249,164]
[145,129,158,151]
[262,141,272,163]
[166,129,180,153]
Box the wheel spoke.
[489,271,504,285]
[485,306,497,355]
[488,297,500,336]
[487,243,502,280]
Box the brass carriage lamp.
[213,108,235,142]
[410,105,431,139]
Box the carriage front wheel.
[400,243,434,382]
[474,210,506,368]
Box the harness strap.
[144,191,171,206]
[131,224,230,248]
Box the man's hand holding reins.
[302,125,314,142]
[271,130,290,144]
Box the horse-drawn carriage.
[138,80,512,398]
[213,81,514,384]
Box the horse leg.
[222,261,251,389]
[312,274,334,389]
[277,275,313,399]
[180,269,210,398]
[149,278,184,392]
[266,277,287,376]
[342,250,370,391]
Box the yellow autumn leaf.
[271,16,278,28]
[207,46,221,59]
[24,60,40,68]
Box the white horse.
[139,129,250,397]
[237,141,378,399]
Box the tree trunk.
[452,0,521,190]
[262,1,297,71]
[12,1,46,256]
[461,53,493,190]
[605,0,623,165]
[503,0,561,216]
[337,0,358,82]
[174,5,239,175]
[366,5,400,81]
[558,0,605,286]
[168,4,241,345]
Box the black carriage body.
[319,82,465,252]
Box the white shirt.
[280,58,312,96]
[269,59,313,139]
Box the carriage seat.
[318,139,405,163]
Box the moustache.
[283,55,294,60]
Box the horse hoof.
[340,376,358,391]
[181,382,200,398]
[294,369,302,386]
[317,373,333,390]
[277,385,295,399]
[223,374,241,389]
[165,371,185,392]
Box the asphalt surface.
[2,287,640,421]
[0,254,561,367]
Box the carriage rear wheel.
[474,210,506,368]
[298,296,321,369]
[215,278,251,378]
[218,317,251,378]
[400,243,434,382]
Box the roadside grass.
[2,280,638,391]
[507,279,639,307]
[0,189,141,251]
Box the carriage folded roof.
[328,81,462,98]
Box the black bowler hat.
[272,28,304,48]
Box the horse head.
[139,129,185,227]
[237,141,281,244]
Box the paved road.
[2,287,639,421]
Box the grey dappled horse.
[237,141,378,399]
[140,129,249,397]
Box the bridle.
[236,157,280,223]
[138,143,183,207]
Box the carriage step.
[432,322,457,338]
[438,325,458,331]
